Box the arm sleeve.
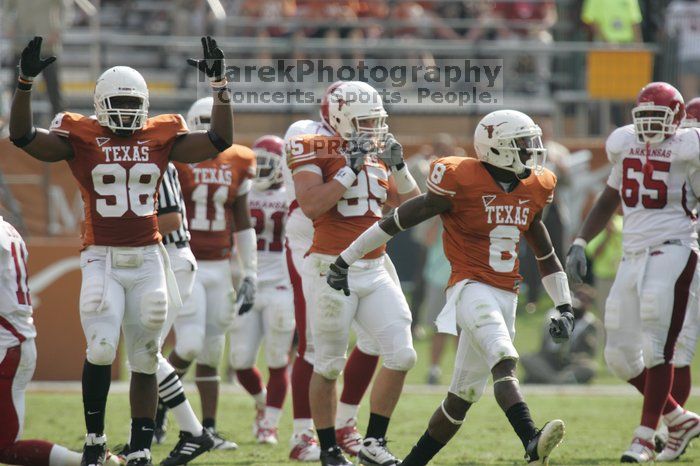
[158,164,183,215]
[425,158,459,199]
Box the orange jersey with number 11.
[427,156,556,292]
[287,134,391,259]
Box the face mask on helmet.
[632,102,678,144]
[95,95,147,135]
[481,131,547,178]
[253,151,282,191]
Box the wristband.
[211,78,228,89]
[17,77,33,91]
[334,166,357,189]
[10,127,37,148]
[207,130,231,152]
[573,237,587,248]
[391,165,418,194]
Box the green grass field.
[22,310,700,465]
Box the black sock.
[317,427,337,451]
[130,417,155,452]
[202,417,215,430]
[505,402,537,449]
[401,431,446,466]
[82,360,112,435]
[158,370,186,409]
[366,413,391,440]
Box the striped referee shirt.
[158,163,190,245]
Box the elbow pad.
[207,130,231,153]
[10,127,37,148]
[234,227,257,279]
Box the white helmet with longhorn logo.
[473,110,547,177]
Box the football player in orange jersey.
[165,97,257,451]
[289,81,421,466]
[9,36,233,466]
[328,110,573,466]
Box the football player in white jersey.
[567,82,700,463]
[227,135,295,446]
[282,82,382,461]
[0,218,121,466]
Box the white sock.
[663,405,685,424]
[253,389,267,409]
[49,444,82,466]
[335,402,360,427]
[264,406,283,427]
[156,355,203,435]
[635,425,656,441]
[293,418,314,436]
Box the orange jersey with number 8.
[427,156,556,292]
[175,145,256,260]
[287,134,391,259]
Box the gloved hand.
[565,244,587,284]
[236,276,256,315]
[187,36,226,82]
[379,133,404,169]
[19,36,56,79]
[344,133,376,174]
[549,304,575,343]
[326,260,350,296]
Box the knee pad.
[174,331,205,362]
[86,336,117,366]
[383,346,417,372]
[314,356,346,380]
[140,290,168,331]
[604,345,644,381]
[316,292,350,334]
[128,339,159,374]
[196,335,225,368]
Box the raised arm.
[326,191,451,296]
[9,37,72,162]
[171,36,233,163]
[523,212,575,344]
[565,185,620,283]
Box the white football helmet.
[473,110,547,177]
[323,81,388,141]
[94,66,149,133]
[252,135,284,191]
[186,97,213,131]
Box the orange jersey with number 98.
[427,156,556,292]
[175,145,256,260]
[287,134,391,259]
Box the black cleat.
[160,430,215,466]
[320,446,353,465]
[525,420,565,465]
[81,434,107,466]
[154,401,168,445]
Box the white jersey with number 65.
[606,125,700,252]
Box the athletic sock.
[82,360,112,435]
[340,347,378,405]
[671,366,692,406]
[293,418,314,436]
[129,418,155,453]
[0,440,54,466]
[156,359,203,435]
[202,418,216,430]
[317,427,337,451]
[366,413,390,440]
[335,402,360,427]
[401,431,445,466]
[236,367,265,398]
[505,402,537,449]
[627,369,647,394]
[291,356,314,420]
[263,407,283,427]
[642,363,674,428]
[266,366,289,409]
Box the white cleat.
[256,418,279,445]
[289,429,321,461]
[357,437,400,466]
[657,410,700,461]
[525,420,565,465]
[206,427,239,450]
[621,427,656,463]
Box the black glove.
[379,133,404,169]
[327,260,350,296]
[344,133,375,174]
[549,304,575,343]
[236,276,256,315]
[187,36,225,82]
[565,244,587,284]
[19,36,56,79]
